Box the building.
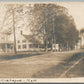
[77,33,84,49]
[0,32,14,53]
[16,31,44,52]
[74,33,84,50]
[80,35,84,48]
[0,30,44,53]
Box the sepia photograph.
[0,1,84,82]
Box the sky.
[57,2,84,30]
[0,2,84,31]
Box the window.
[23,44,27,49]
[39,44,44,48]
[29,44,33,48]
[7,44,10,48]
[35,44,38,48]
[34,44,38,48]
[18,45,21,49]
[18,40,20,43]
[22,40,26,43]
[29,44,38,48]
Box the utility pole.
[52,15,56,51]
[53,17,55,44]
[12,8,17,55]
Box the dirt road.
[0,50,83,78]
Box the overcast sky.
[57,2,84,30]
[0,2,84,31]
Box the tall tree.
[31,4,68,51]
[4,4,33,53]
[31,3,79,51]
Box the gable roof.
[0,41,13,44]
[23,34,43,44]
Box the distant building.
[78,33,84,48]
[75,33,84,50]
[80,35,84,48]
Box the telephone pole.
[12,9,17,55]
[52,15,56,51]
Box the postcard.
[0,1,84,83]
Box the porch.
[0,41,14,53]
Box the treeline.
[4,3,79,51]
[31,4,79,51]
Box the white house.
[78,33,84,48]
[0,30,44,53]
[0,32,14,53]
[80,35,84,48]
[16,31,44,52]
[74,33,84,50]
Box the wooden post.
[10,45,11,53]
[52,15,56,51]
[38,44,39,51]
[5,44,7,53]
[12,9,17,55]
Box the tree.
[4,3,79,52]
[31,3,79,51]
[4,4,33,54]
[31,4,67,51]
[54,14,79,50]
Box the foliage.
[31,3,79,50]
[4,3,79,51]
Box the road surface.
[0,50,84,78]
[33,51,84,78]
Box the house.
[74,33,84,50]
[0,32,14,53]
[0,30,44,53]
[16,31,44,52]
[80,35,84,48]
[77,33,84,49]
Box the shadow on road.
[0,52,46,60]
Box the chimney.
[20,30,23,35]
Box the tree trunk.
[45,40,48,52]
[51,37,53,51]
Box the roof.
[0,32,13,44]
[0,41,13,44]
[23,34,43,44]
